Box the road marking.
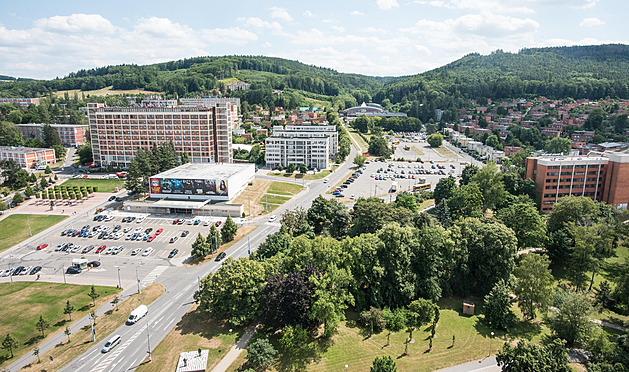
[90,327,143,372]
[139,265,168,288]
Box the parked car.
[36,243,48,250]
[147,235,156,242]
[12,266,25,276]
[20,266,32,275]
[155,228,163,235]
[95,245,107,253]
[87,261,101,268]
[108,195,116,201]
[131,248,141,255]
[169,236,178,244]
[29,266,42,275]
[181,230,189,237]
[215,221,222,227]
[142,247,154,256]
[168,248,179,258]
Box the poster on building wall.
[153,178,228,196]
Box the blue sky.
[1,0,627,80]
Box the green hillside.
[1,45,628,121]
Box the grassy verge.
[346,127,368,153]
[19,283,163,372]
[0,282,122,368]
[411,146,425,156]
[135,305,247,372]
[0,214,68,253]
[268,168,337,181]
[61,179,124,193]
[433,146,458,159]
[267,182,303,196]
[185,225,259,266]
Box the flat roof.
[0,146,51,153]
[152,162,254,180]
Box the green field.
[61,178,124,193]
[346,126,369,153]
[267,182,303,196]
[0,282,120,366]
[0,214,68,253]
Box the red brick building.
[0,146,55,168]
[526,152,629,212]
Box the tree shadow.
[23,335,42,346]
[54,319,68,327]
[78,305,90,312]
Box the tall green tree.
[368,136,391,157]
[471,162,506,211]
[76,143,93,165]
[544,137,572,155]
[191,233,210,259]
[353,154,367,167]
[446,183,484,219]
[514,254,554,320]
[2,333,17,358]
[88,285,100,307]
[43,124,61,148]
[484,279,516,331]
[221,215,238,243]
[195,257,271,326]
[0,121,23,146]
[245,338,277,369]
[496,203,547,249]
[547,290,595,347]
[566,221,616,291]
[426,133,443,147]
[35,315,49,338]
[371,356,397,372]
[460,164,479,185]
[64,300,74,321]
[395,192,418,213]
[497,339,571,372]
[433,176,457,206]
[180,151,190,164]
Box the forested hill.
[0,56,392,109]
[376,44,629,106]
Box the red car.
[172,219,180,224]
[95,245,107,253]
[82,174,88,178]
[215,221,222,227]
[36,243,48,250]
[147,234,156,242]
[155,228,163,235]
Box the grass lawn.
[269,168,337,181]
[0,282,122,367]
[263,195,291,204]
[346,127,369,153]
[19,283,163,372]
[411,146,425,156]
[419,199,435,210]
[135,305,246,372]
[0,214,68,253]
[226,297,551,372]
[267,182,303,196]
[61,178,124,193]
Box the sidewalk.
[435,356,500,372]
[211,323,258,372]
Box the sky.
[1,0,627,80]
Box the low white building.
[265,124,338,170]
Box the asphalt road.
[55,144,360,372]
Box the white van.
[126,304,148,325]
[101,334,121,353]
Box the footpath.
[211,324,258,372]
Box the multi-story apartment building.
[16,123,89,147]
[525,152,629,212]
[571,130,595,143]
[88,101,233,168]
[0,146,55,168]
[0,97,39,109]
[265,124,338,170]
[180,97,240,119]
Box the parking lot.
[0,213,233,288]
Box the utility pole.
[62,266,66,284]
[146,314,152,362]
[136,267,140,294]
[88,313,95,342]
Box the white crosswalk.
[139,265,168,288]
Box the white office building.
[265,124,338,170]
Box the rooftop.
[152,162,254,180]
[0,146,51,153]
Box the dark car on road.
[168,248,179,258]
[66,266,82,274]
[181,230,189,237]
[214,252,227,262]
[87,261,101,268]
[29,266,42,275]
[12,266,24,275]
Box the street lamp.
[116,266,121,289]
[136,267,140,295]
[146,315,152,362]
[62,266,66,284]
[229,329,233,346]
[489,332,494,356]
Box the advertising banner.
[154,178,228,196]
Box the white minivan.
[101,334,121,353]
[126,304,148,325]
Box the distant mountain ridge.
[1,44,628,122]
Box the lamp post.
[136,267,140,295]
[62,266,66,284]
[116,266,121,289]
[146,315,152,362]
[489,332,494,356]
[247,236,251,255]
[229,329,233,346]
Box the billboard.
[150,177,228,196]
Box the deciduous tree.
[221,215,238,243]
[2,333,17,358]
[497,339,571,372]
[484,280,516,330]
[246,338,277,369]
[514,254,554,320]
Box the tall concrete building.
[265,124,338,170]
[16,123,89,147]
[525,152,629,212]
[88,101,232,168]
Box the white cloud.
[376,0,399,10]
[413,0,534,14]
[579,17,605,27]
[200,27,257,45]
[262,42,272,48]
[332,26,345,32]
[528,0,599,8]
[302,10,315,17]
[34,14,116,34]
[270,7,293,22]
[350,10,364,16]
[360,27,387,33]
[134,17,191,38]
[238,17,282,32]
